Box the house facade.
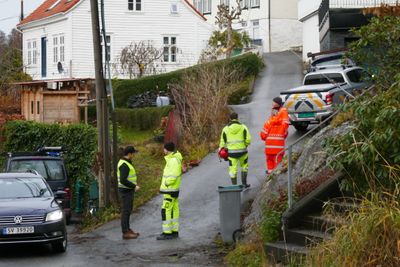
[18,0,214,80]
[190,0,302,53]
[298,0,399,61]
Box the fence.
[330,0,399,8]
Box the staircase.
[265,173,358,264]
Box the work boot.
[171,232,179,238]
[122,231,138,240]
[156,233,174,240]
[241,172,250,188]
[231,178,237,185]
[128,229,140,236]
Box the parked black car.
[4,147,71,224]
[0,173,67,253]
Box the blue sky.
[0,0,43,34]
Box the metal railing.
[280,84,375,210]
[330,0,399,8]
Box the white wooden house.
[18,0,214,80]
[190,0,303,53]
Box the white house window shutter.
[27,41,32,65]
[59,35,65,62]
[32,40,37,65]
[53,36,59,63]
[128,0,142,11]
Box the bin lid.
[217,185,243,192]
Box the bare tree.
[170,64,242,149]
[118,41,163,78]
[215,0,243,57]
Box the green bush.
[114,53,263,107]
[228,76,255,105]
[259,207,282,243]
[3,121,97,188]
[225,243,265,267]
[116,106,173,131]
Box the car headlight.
[46,210,63,222]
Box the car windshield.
[9,160,65,181]
[313,58,342,67]
[304,73,345,85]
[0,177,52,199]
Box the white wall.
[192,0,302,53]
[298,0,321,20]
[22,17,72,80]
[70,0,213,79]
[21,0,213,80]
[301,13,320,61]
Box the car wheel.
[292,122,309,132]
[52,235,68,253]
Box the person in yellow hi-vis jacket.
[219,112,252,187]
[157,142,183,240]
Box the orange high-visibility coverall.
[260,107,290,174]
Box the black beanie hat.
[164,142,175,152]
[273,97,283,107]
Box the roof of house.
[18,0,80,26]
[19,0,205,27]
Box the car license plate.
[2,226,34,235]
[298,112,315,118]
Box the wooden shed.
[14,78,93,124]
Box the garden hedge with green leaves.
[3,121,97,188]
[113,53,263,107]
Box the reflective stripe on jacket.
[160,151,183,194]
[219,120,251,155]
[260,107,290,154]
[117,159,137,189]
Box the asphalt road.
[0,51,303,267]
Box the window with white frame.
[32,40,37,65]
[53,36,58,63]
[128,0,142,11]
[27,41,32,65]
[53,35,65,63]
[193,0,211,14]
[220,0,230,6]
[170,3,178,14]
[59,35,65,62]
[250,0,260,8]
[240,0,248,9]
[101,35,111,62]
[163,36,177,63]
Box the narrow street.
[0,51,303,266]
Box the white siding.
[21,0,213,80]
[298,0,322,61]
[22,18,72,80]
[191,0,302,53]
[69,0,213,79]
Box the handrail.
[279,84,375,209]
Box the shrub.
[324,82,400,193]
[225,243,266,267]
[306,194,400,267]
[116,106,173,131]
[3,121,97,188]
[114,53,263,107]
[228,76,255,105]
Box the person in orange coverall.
[260,97,290,175]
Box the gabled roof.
[18,0,80,26]
[18,0,206,27]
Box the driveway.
[0,51,303,267]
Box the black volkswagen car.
[0,173,67,253]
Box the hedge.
[114,53,264,107]
[3,121,97,188]
[82,105,173,131]
[116,106,173,130]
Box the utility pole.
[20,0,24,22]
[90,0,111,208]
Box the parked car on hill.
[0,172,67,253]
[281,66,372,131]
[4,147,71,224]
